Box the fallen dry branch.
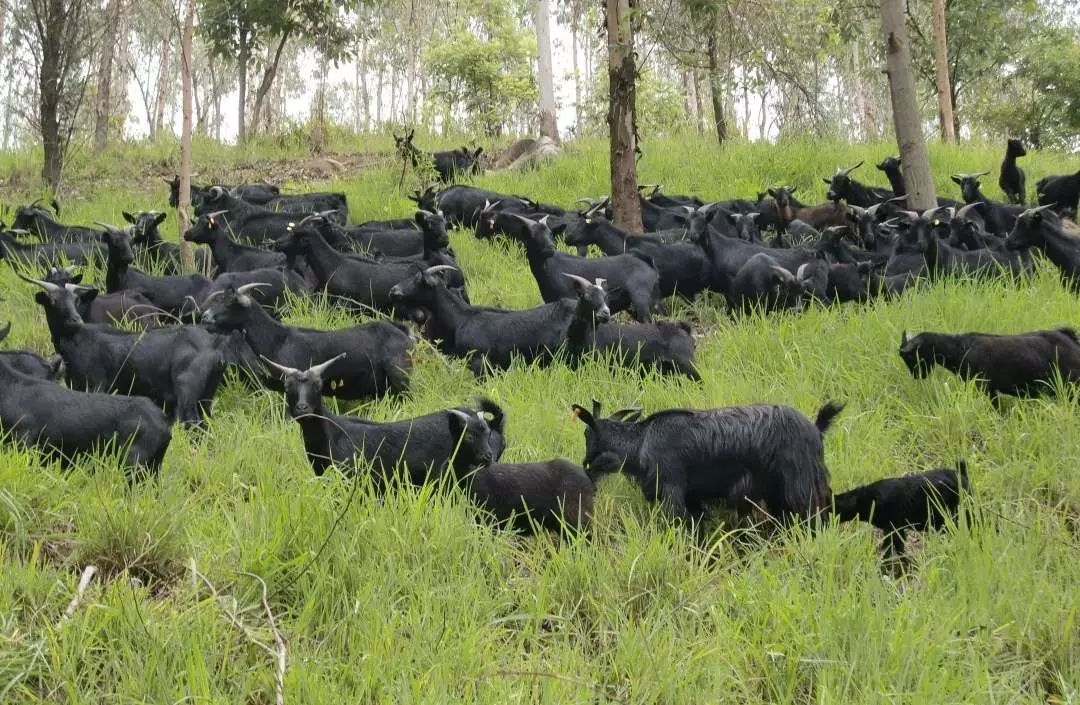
[56,565,98,628]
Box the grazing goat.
[579,319,702,381]
[10,201,103,243]
[0,321,64,380]
[388,265,608,376]
[266,353,500,481]
[729,254,822,314]
[574,399,842,524]
[455,459,594,534]
[0,229,104,268]
[124,210,212,274]
[0,353,172,477]
[183,211,287,272]
[898,327,1080,400]
[25,274,226,426]
[201,284,413,398]
[1036,170,1080,216]
[43,267,163,328]
[999,139,1027,205]
[1005,205,1080,292]
[824,162,894,206]
[833,461,970,556]
[395,129,483,183]
[516,215,662,322]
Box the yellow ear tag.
[287,223,294,232]
[933,219,940,226]
[585,217,592,224]
[209,218,216,227]
[570,408,581,421]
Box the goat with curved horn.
[15,272,60,291]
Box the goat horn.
[836,161,864,177]
[208,186,225,199]
[561,272,595,290]
[93,221,120,232]
[236,282,269,295]
[259,355,301,377]
[848,205,867,217]
[956,202,981,220]
[204,210,229,219]
[1020,203,1056,217]
[417,209,436,217]
[16,271,59,291]
[769,265,794,280]
[574,197,598,206]
[7,228,30,235]
[64,283,94,295]
[201,290,225,305]
[897,210,921,221]
[796,263,810,280]
[423,265,459,276]
[307,352,347,378]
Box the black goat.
[265,352,500,481]
[575,399,842,523]
[0,229,104,268]
[833,461,970,556]
[388,265,608,376]
[395,129,483,183]
[899,327,1080,400]
[201,284,414,399]
[0,321,65,380]
[10,202,103,243]
[999,139,1027,205]
[332,210,449,258]
[183,211,287,272]
[579,318,701,380]
[876,156,905,196]
[455,460,594,534]
[24,274,226,426]
[1006,205,1080,291]
[515,215,661,322]
[123,210,212,275]
[195,186,343,245]
[262,192,349,220]
[0,353,172,476]
[43,267,163,328]
[824,162,894,206]
[165,176,280,208]
[99,222,210,317]
[1036,170,1080,216]
[729,254,822,315]
[950,173,1023,234]
[560,215,712,300]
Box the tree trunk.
[706,31,727,145]
[250,28,291,134]
[606,0,643,233]
[881,0,936,210]
[681,70,694,127]
[534,0,559,142]
[931,0,955,142]
[40,3,63,189]
[179,0,195,269]
[571,2,582,136]
[154,29,171,136]
[93,0,121,152]
[237,32,249,142]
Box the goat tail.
[814,400,846,435]
[474,396,505,433]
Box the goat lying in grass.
[898,328,1080,401]
[833,461,970,556]
[453,459,595,535]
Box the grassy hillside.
[2,135,1080,703]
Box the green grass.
[2,134,1080,703]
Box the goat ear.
[767,188,778,199]
[789,186,798,194]
[951,175,962,185]
[570,405,595,427]
[71,273,83,284]
[122,211,135,224]
[154,212,167,225]
[900,330,911,347]
[34,291,49,306]
[591,398,602,418]
[822,178,831,185]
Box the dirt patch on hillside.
[145,150,394,188]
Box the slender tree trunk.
[237,32,249,142]
[375,65,384,125]
[606,0,643,233]
[178,0,195,269]
[571,3,582,136]
[250,28,291,134]
[93,0,121,152]
[881,0,936,210]
[706,31,727,145]
[931,0,955,142]
[692,71,707,132]
[681,70,694,127]
[154,29,171,136]
[40,28,62,188]
[534,0,559,142]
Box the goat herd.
[2,140,1080,558]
